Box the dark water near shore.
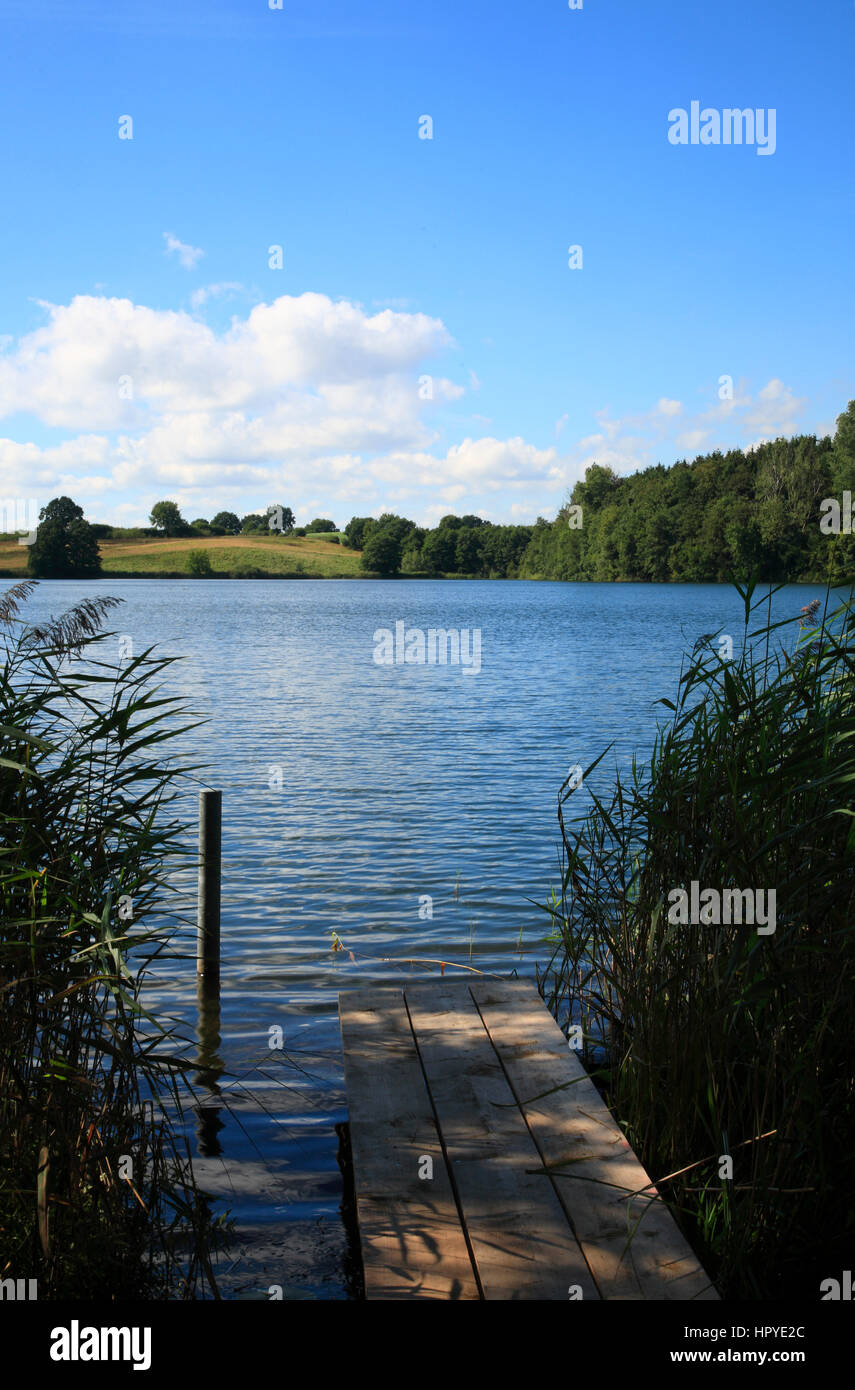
[22,577,835,1298]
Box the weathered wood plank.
[469,977,719,1301]
[403,980,601,1301]
[339,986,480,1300]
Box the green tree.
[454,526,483,574]
[27,497,102,578]
[211,511,241,535]
[482,523,533,577]
[241,513,267,534]
[149,501,188,537]
[360,527,403,576]
[824,403,855,583]
[305,518,337,533]
[343,516,375,549]
[834,400,855,486]
[573,464,621,511]
[421,527,457,573]
[374,513,416,544]
[185,550,213,576]
[401,527,426,572]
[267,505,295,534]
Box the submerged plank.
[469,978,719,1301]
[403,980,601,1300]
[339,986,479,1300]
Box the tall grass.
[538,581,855,1298]
[0,581,227,1298]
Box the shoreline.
[0,570,834,586]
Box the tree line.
[146,501,338,538]
[522,399,855,586]
[16,399,855,582]
[349,399,855,583]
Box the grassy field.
[0,532,365,578]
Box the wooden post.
[197,789,221,997]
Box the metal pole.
[197,789,221,997]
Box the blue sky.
[0,0,852,529]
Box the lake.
[16,577,833,1298]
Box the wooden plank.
[469,977,719,1301]
[403,980,601,1301]
[339,986,480,1300]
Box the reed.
[0,580,228,1298]
[538,580,855,1297]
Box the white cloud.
[0,293,821,530]
[676,429,709,452]
[0,290,563,522]
[0,292,457,432]
[163,232,205,270]
[743,378,805,435]
[0,434,111,488]
[190,281,244,309]
[442,436,559,485]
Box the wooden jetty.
[339,976,719,1300]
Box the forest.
[349,399,855,583]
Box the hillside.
[0,531,363,579]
